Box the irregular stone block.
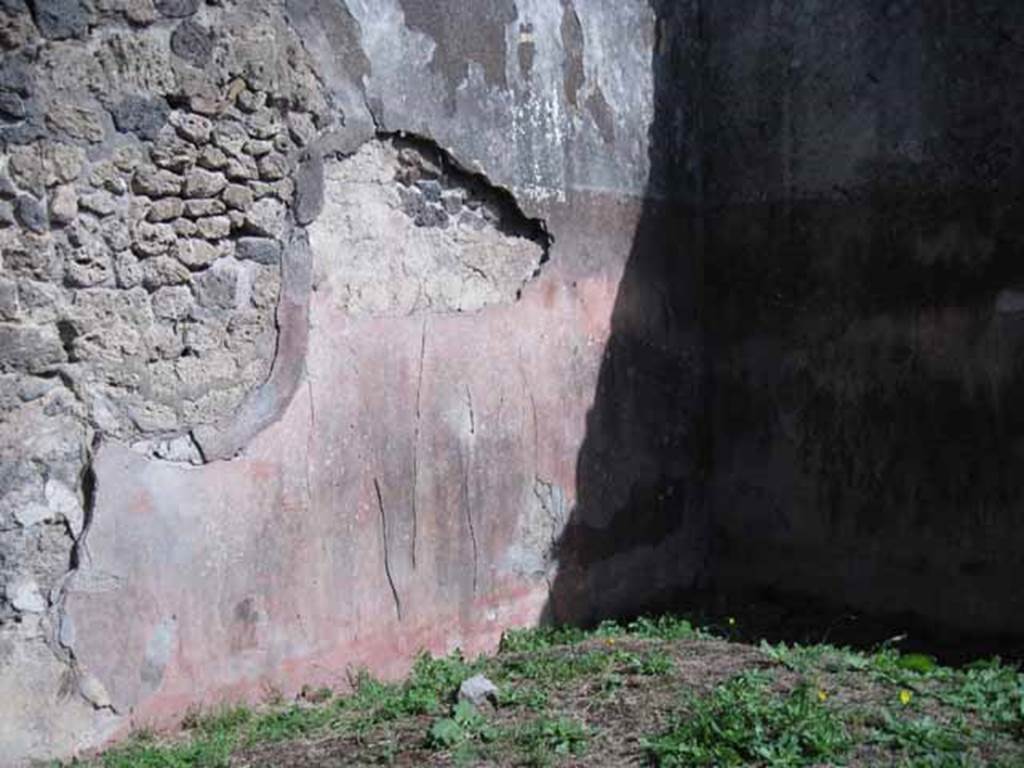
[172,218,197,237]
[0,278,18,319]
[151,285,194,320]
[225,155,258,182]
[45,478,82,535]
[293,151,324,225]
[195,260,240,310]
[141,255,191,290]
[244,111,281,140]
[170,19,214,68]
[458,674,499,710]
[183,199,225,218]
[101,217,132,251]
[14,194,46,233]
[245,139,273,157]
[236,88,266,113]
[173,238,219,270]
[134,166,183,197]
[45,103,104,143]
[212,121,247,156]
[30,0,92,39]
[114,251,143,288]
[244,197,286,238]
[64,239,112,287]
[0,174,16,199]
[16,279,61,320]
[198,146,228,171]
[0,90,26,120]
[184,168,226,198]
[4,233,58,280]
[78,191,116,218]
[7,577,46,613]
[123,0,158,25]
[113,146,144,173]
[0,323,65,371]
[132,221,176,257]
[150,135,197,172]
[110,95,169,141]
[171,111,212,144]
[222,183,253,211]
[235,236,281,265]
[87,163,128,196]
[194,215,231,240]
[49,185,76,226]
[147,197,184,222]
[287,111,317,147]
[154,0,198,17]
[48,143,85,184]
[257,153,288,181]
[7,146,45,196]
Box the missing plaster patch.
[308,136,550,316]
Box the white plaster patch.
[309,139,546,317]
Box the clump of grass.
[644,671,851,767]
[426,700,497,750]
[514,715,589,766]
[499,625,590,654]
[84,612,1024,768]
[99,712,244,768]
[339,648,484,732]
[625,614,699,641]
[498,648,611,687]
[868,710,972,762]
[497,613,697,654]
[937,659,1024,731]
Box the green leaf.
[428,718,464,749]
[897,654,938,674]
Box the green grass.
[80,614,1024,768]
[643,671,852,767]
[513,715,589,766]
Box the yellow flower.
[899,689,913,706]
[606,638,615,646]
[817,689,828,703]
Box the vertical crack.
[411,319,427,570]
[305,374,316,509]
[465,384,475,436]
[374,478,402,621]
[461,447,479,596]
[68,432,100,573]
[517,357,539,468]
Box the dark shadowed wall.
[704,0,1024,635]
[557,0,1024,638]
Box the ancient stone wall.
[6,0,1023,763]
[0,0,663,762]
[0,1,338,758]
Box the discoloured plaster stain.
[560,0,585,108]
[286,0,371,84]
[517,22,536,81]
[586,86,616,144]
[398,0,518,110]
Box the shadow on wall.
[547,0,1024,648]
[546,0,713,627]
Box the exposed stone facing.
[311,138,550,317]
[0,0,330,449]
[0,0,334,759]
[1,0,582,761]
